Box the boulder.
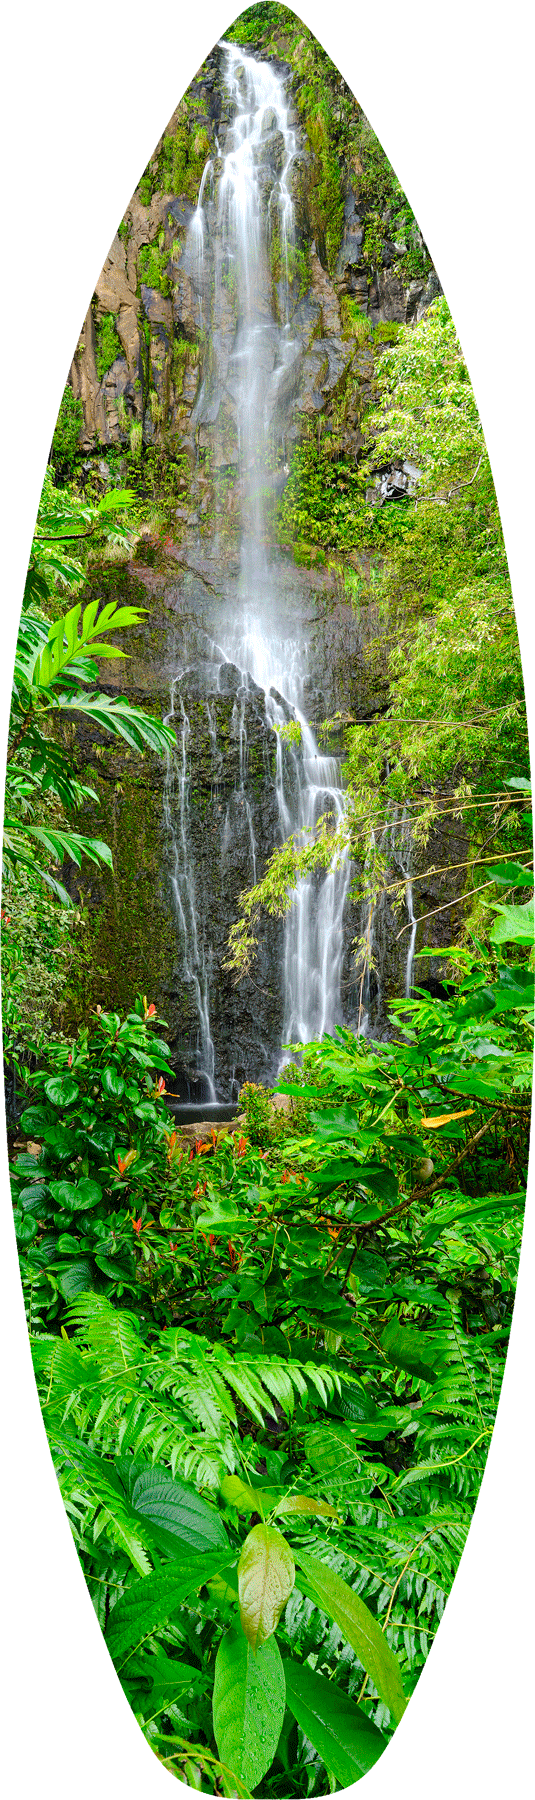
[218,661,242,695]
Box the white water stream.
[167,41,352,1091]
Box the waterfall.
[164,681,216,1101]
[188,159,213,329]
[392,807,417,999]
[165,39,352,1093]
[216,615,351,1053]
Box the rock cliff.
[59,11,454,1100]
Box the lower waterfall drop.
[216,614,351,1055]
[164,681,216,1101]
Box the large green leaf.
[284,1657,385,1783]
[238,1524,295,1650]
[381,1319,444,1384]
[274,1495,339,1521]
[212,1627,286,1791]
[293,1546,407,1723]
[57,1257,95,1300]
[195,1205,257,1237]
[106,1551,234,1667]
[121,1463,230,1556]
[13,1210,38,1245]
[20,1105,52,1133]
[32,597,146,688]
[49,1178,103,1213]
[102,1066,125,1099]
[219,1474,282,1515]
[310,1105,362,1140]
[308,1158,364,1190]
[484,861,533,887]
[18,1182,49,1214]
[57,692,174,756]
[421,1191,524,1249]
[488,898,534,944]
[44,1075,79,1107]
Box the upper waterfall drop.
[166,39,353,1093]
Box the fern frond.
[65,1294,143,1379]
[49,1428,154,1575]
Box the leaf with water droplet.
[213,1625,285,1791]
[238,1522,295,1651]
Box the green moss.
[373,321,402,346]
[270,230,310,300]
[155,123,212,204]
[224,3,290,43]
[96,312,122,381]
[139,236,171,296]
[340,297,372,345]
[68,760,176,1026]
[351,114,431,281]
[138,173,153,206]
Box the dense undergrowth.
[11,913,531,1792]
[12,977,529,1788]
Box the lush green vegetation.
[5,470,531,1790]
[14,932,530,1791]
[50,383,84,482]
[4,8,532,1793]
[3,472,174,1079]
[96,311,122,381]
[229,296,528,986]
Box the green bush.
[49,383,84,482]
[277,437,366,551]
[96,312,122,381]
[12,997,175,1323]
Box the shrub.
[49,383,84,482]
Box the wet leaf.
[293,1546,406,1723]
[238,1523,295,1650]
[213,1626,285,1791]
[284,1656,385,1782]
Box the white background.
[1,2,533,1794]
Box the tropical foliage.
[15,901,530,1791]
[2,472,174,1076]
[6,471,173,905]
[4,10,532,1794]
[227,297,530,985]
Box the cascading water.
[213,614,351,1051]
[164,681,216,1101]
[397,811,418,999]
[165,40,352,1093]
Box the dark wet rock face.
[68,34,440,462]
[64,25,447,1098]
